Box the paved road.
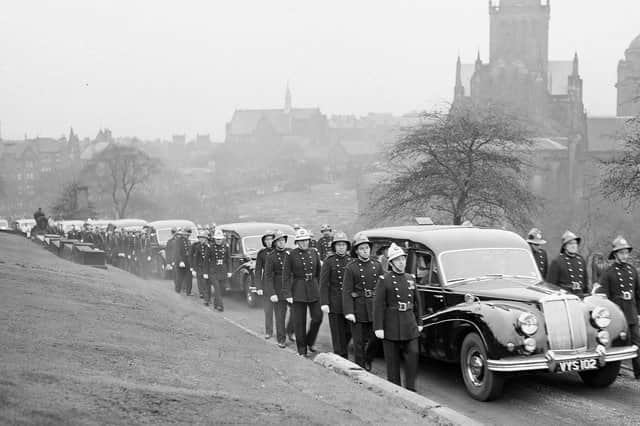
[155,277,639,425]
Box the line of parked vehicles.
[9,216,638,401]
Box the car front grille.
[542,296,587,352]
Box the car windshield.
[156,229,173,245]
[440,248,540,285]
[242,236,263,256]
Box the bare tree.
[601,117,640,208]
[369,103,540,228]
[83,144,159,219]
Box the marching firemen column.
[173,229,193,295]
[191,231,212,306]
[264,230,292,348]
[526,228,548,279]
[209,229,231,312]
[343,235,384,370]
[547,230,589,294]
[255,230,276,338]
[286,228,323,356]
[597,236,640,379]
[317,224,333,261]
[320,231,352,358]
[374,243,423,391]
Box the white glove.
[227,272,232,278]
[286,297,293,304]
[321,305,330,314]
[179,261,185,268]
[203,274,209,279]
[270,295,279,303]
[374,330,385,339]
[166,264,173,271]
[418,326,424,333]
[191,270,197,277]
[345,314,356,323]
[127,255,131,259]
[256,289,263,296]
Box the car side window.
[414,251,440,286]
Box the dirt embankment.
[0,233,438,425]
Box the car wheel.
[579,361,620,388]
[460,332,504,401]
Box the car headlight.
[596,330,610,346]
[517,312,538,336]
[591,306,611,329]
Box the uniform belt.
[620,291,633,301]
[294,274,314,282]
[351,289,374,298]
[388,301,413,311]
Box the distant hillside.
[233,183,360,235]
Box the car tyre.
[460,332,504,401]
[579,361,620,388]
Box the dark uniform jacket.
[190,241,211,273]
[209,243,231,279]
[319,253,351,313]
[285,247,321,303]
[597,262,640,324]
[342,258,384,323]
[531,246,548,279]
[317,235,333,260]
[264,248,291,299]
[547,252,588,294]
[374,271,423,341]
[255,247,274,291]
[172,235,192,268]
[166,235,177,265]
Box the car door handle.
[434,294,444,300]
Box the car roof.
[218,222,296,237]
[149,220,196,229]
[357,226,529,253]
[112,218,148,227]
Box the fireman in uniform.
[285,228,322,356]
[526,227,548,279]
[317,224,333,261]
[320,231,352,358]
[343,235,384,370]
[166,227,178,284]
[374,243,423,391]
[191,230,212,305]
[264,230,294,348]
[547,230,589,294]
[173,229,193,295]
[209,229,231,312]
[255,230,276,338]
[597,236,640,379]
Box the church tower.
[489,0,550,79]
[616,34,640,117]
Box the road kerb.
[314,352,482,426]
[221,313,481,425]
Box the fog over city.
[1,0,638,140]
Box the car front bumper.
[487,345,638,373]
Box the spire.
[572,51,579,76]
[475,50,482,71]
[284,82,292,114]
[454,56,465,101]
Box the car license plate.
[558,358,598,372]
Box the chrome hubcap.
[466,350,485,386]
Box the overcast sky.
[0,0,638,141]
